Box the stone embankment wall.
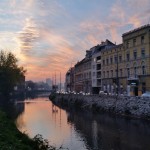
[50,94,150,119]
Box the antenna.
[52,74,53,87]
[60,72,61,92]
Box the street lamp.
[116,47,119,95]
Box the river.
[15,96,150,150]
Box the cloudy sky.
[0,0,150,82]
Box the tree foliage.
[0,50,26,96]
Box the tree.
[0,50,26,97]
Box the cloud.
[0,0,150,82]
[78,0,150,45]
[18,18,39,55]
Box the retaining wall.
[50,94,150,119]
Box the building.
[66,24,150,96]
[74,50,92,93]
[122,24,150,96]
[65,67,74,92]
[101,24,150,96]
[101,44,126,94]
[91,40,116,94]
[46,78,52,90]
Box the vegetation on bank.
[0,50,26,97]
[0,51,65,150]
[0,110,65,150]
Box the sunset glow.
[0,0,150,82]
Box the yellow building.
[101,24,150,96]
[101,44,127,94]
[122,24,150,96]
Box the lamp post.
[116,47,119,96]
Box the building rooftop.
[101,43,123,53]
[122,24,150,36]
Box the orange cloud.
[18,18,39,54]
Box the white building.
[91,40,116,94]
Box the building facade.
[101,44,126,94]
[65,24,150,96]
[91,40,116,94]
[65,68,74,92]
[122,24,150,96]
[74,51,92,93]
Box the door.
[134,87,138,96]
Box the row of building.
[65,24,150,96]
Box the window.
[127,68,130,78]
[89,72,91,78]
[134,63,137,77]
[133,38,136,46]
[119,55,122,63]
[126,53,130,61]
[107,71,109,78]
[134,67,137,77]
[97,71,101,78]
[86,73,88,78]
[103,71,105,78]
[142,66,145,75]
[134,51,137,60]
[93,72,95,76]
[120,69,123,77]
[97,79,101,86]
[93,79,95,83]
[126,41,129,48]
[114,55,117,64]
[106,58,109,65]
[84,73,86,79]
[93,65,95,69]
[97,64,101,70]
[96,56,101,62]
[110,57,113,64]
[141,49,145,58]
[111,70,113,77]
[142,82,146,93]
[141,36,144,44]
[142,62,146,75]
[103,60,105,65]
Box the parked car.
[141,92,150,97]
[99,91,108,95]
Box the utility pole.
[116,47,119,95]
[55,72,56,92]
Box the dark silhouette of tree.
[0,50,26,97]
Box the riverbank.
[0,109,61,150]
[49,93,150,120]
[0,110,35,149]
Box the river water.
[15,96,150,150]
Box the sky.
[0,0,150,83]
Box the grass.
[0,109,63,150]
[0,110,36,150]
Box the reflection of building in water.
[66,109,150,150]
[92,120,98,149]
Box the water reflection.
[67,109,150,150]
[15,97,150,150]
